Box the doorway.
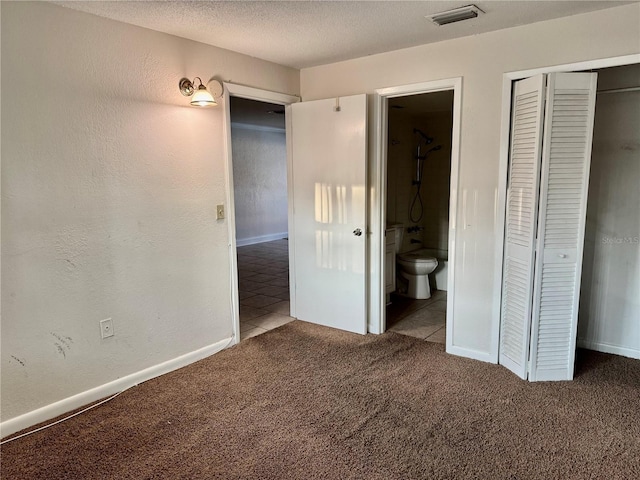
[222,83,299,345]
[372,78,462,352]
[229,97,293,341]
[225,87,368,338]
[384,91,454,344]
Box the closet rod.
[596,86,640,95]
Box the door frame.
[222,83,300,345]
[371,77,462,351]
[495,54,640,361]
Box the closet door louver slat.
[528,72,598,381]
[499,75,546,379]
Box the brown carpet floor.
[2,320,639,479]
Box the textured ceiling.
[56,1,634,69]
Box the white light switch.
[216,204,225,220]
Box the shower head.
[413,128,433,144]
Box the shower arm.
[413,128,433,143]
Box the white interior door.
[290,95,368,334]
[499,74,547,379]
[528,72,598,381]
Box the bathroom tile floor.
[238,238,446,344]
[237,239,294,341]
[386,290,447,344]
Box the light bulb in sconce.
[179,77,223,107]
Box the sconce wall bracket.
[179,77,197,97]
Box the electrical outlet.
[100,318,114,339]
[216,204,225,220]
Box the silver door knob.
[353,228,362,236]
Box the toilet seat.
[397,252,438,266]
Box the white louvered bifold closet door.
[528,72,598,381]
[499,74,546,379]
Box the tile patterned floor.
[237,239,446,344]
[237,239,294,341]
[386,290,447,344]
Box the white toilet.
[393,226,438,299]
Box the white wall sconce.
[179,77,223,107]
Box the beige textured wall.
[231,125,288,245]
[301,3,640,355]
[1,1,298,422]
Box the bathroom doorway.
[371,78,462,346]
[384,91,454,343]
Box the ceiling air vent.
[426,4,484,26]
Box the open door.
[499,74,546,379]
[500,72,598,381]
[290,95,367,334]
[528,72,598,381]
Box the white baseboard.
[0,336,234,439]
[578,338,640,360]
[447,344,496,364]
[236,232,288,247]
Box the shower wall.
[387,109,453,254]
